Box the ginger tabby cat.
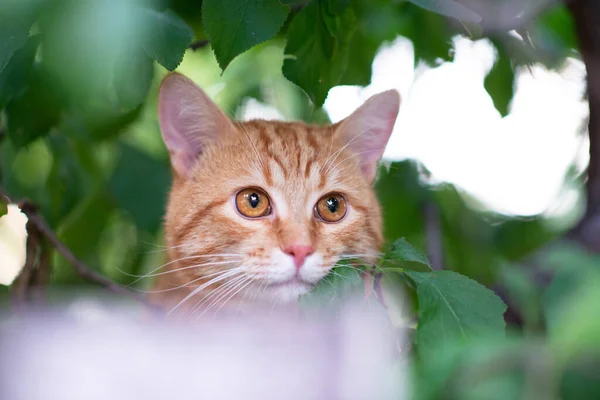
[151,73,400,315]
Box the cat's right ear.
[158,73,234,178]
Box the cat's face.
[155,73,399,310]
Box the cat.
[150,73,400,315]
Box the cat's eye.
[235,188,271,218]
[315,193,347,223]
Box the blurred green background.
[1,0,600,398]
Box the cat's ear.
[158,72,234,178]
[334,90,400,182]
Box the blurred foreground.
[0,296,405,400]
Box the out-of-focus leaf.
[536,5,577,51]
[375,161,427,248]
[339,0,403,86]
[41,0,155,119]
[412,336,527,400]
[499,6,576,71]
[560,357,600,400]
[53,190,115,283]
[5,64,61,148]
[0,0,39,72]
[548,275,600,365]
[327,0,349,14]
[407,0,482,23]
[498,264,543,328]
[542,244,600,336]
[484,43,514,117]
[203,0,289,70]
[407,270,507,360]
[110,47,154,112]
[283,0,356,106]
[0,35,39,109]
[399,3,456,65]
[109,143,171,233]
[434,185,499,283]
[45,135,95,227]
[140,8,193,71]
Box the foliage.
[0,0,597,398]
[0,196,6,218]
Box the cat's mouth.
[269,276,313,290]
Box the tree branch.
[0,185,156,308]
[566,0,600,252]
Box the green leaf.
[0,0,39,73]
[5,64,61,149]
[0,35,39,109]
[541,245,600,336]
[140,8,194,71]
[406,270,507,360]
[407,0,482,23]
[300,264,363,308]
[44,135,95,227]
[327,0,349,14]
[0,27,28,75]
[548,275,600,365]
[109,47,154,112]
[339,0,404,86]
[385,238,431,270]
[398,3,456,66]
[109,143,171,233]
[40,0,155,118]
[485,44,515,117]
[283,0,356,106]
[54,190,115,283]
[203,0,289,70]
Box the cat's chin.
[270,278,313,303]
[245,278,313,304]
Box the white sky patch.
[325,36,588,216]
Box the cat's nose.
[283,244,315,269]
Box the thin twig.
[0,185,155,308]
[424,201,444,270]
[188,39,209,50]
[10,220,40,307]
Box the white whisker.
[132,267,243,294]
[124,255,243,286]
[212,278,254,316]
[167,269,245,315]
[197,276,252,318]
[188,274,247,315]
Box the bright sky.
[324,36,589,216]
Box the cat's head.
[156,73,399,307]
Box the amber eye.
[235,188,271,218]
[315,193,347,223]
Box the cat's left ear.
[158,72,235,179]
[334,90,400,183]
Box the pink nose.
[283,244,315,269]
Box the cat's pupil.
[248,193,260,208]
[326,197,338,213]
